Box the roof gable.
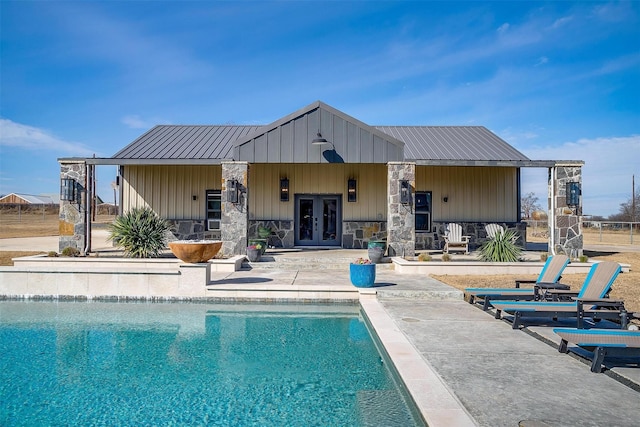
[233,101,404,163]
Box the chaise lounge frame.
[554,328,640,372]
[492,261,627,329]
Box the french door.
[295,195,341,246]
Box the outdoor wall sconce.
[60,178,76,202]
[192,195,198,201]
[566,181,581,207]
[443,195,448,203]
[347,178,357,202]
[227,179,239,204]
[280,177,289,202]
[400,180,411,204]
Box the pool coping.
[359,296,477,427]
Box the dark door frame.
[294,194,342,246]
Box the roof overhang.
[59,157,227,166]
[414,160,584,168]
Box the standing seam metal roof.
[112,124,530,162]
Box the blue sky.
[1,0,638,217]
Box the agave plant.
[478,228,522,262]
[108,207,169,258]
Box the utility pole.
[633,174,636,223]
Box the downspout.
[548,166,556,255]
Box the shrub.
[61,247,80,257]
[353,257,372,264]
[478,228,522,262]
[578,255,589,263]
[418,253,432,262]
[47,251,59,257]
[441,253,452,262]
[108,207,169,258]
[540,252,548,262]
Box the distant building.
[0,193,60,205]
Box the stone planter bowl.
[168,240,222,263]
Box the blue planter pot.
[349,263,376,288]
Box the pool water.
[0,301,423,426]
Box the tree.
[612,188,640,222]
[521,192,542,219]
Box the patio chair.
[465,254,570,310]
[553,328,640,372]
[443,223,470,254]
[484,223,504,239]
[492,261,627,329]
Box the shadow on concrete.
[208,277,273,285]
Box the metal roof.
[110,102,535,165]
[112,125,263,163]
[0,193,60,204]
[375,126,530,162]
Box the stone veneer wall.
[248,220,294,248]
[341,221,387,249]
[59,160,86,253]
[221,161,249,257]
[387,162,416,257]
[551,165,583,258]
[166,220,221,241]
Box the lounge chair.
[465,254,570,310]
[554,328,640,372]
[492,261,627,329]
[443,223,470,254]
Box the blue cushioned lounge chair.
[465,254,570,310]
[554,328,640,372]
[492,261,626,329]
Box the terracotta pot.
[168,241,222,263]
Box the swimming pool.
[0,301,424,426]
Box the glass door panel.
[295,195,341,246]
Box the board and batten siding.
[417,166,518,222]
[121,164,518,223]
[122,165,222,219]
[249,164,388,221]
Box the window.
[415,191,432,232]
[206,190,221,230]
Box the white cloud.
[521,135,640,217]
[497,23,510,34]
[121,115,166,129]
[0,118,95,156]
[535,56,548,67]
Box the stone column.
[58,160,86,253]
[550,164,583,258]
[221,161,249,256]
[387,162,416,257]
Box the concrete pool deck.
[1,233,639,426]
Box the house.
[58,101,584,258]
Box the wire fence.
[524,219,639,246]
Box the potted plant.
[248,238,268,255]
[367,240,386,263]
[246,243,262,262]
[349,257,376,288]
[257,225,272,239]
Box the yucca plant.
[478,228,522,262]
[108,207,169,258]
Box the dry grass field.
[1,211,638,316]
